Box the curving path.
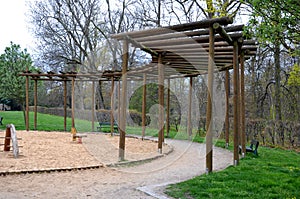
[0,139,232,199]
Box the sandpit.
[0,131,172,174]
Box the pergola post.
[25,74,29,131]
[71,77,75,128]
[240,51,246,157]
[110,77,115,136]
[142,73,147,139]
[187,77,193,138]
[92,81,95,132]
[34,79,38,130]
[158,53,164,154]
[119,39,128,161]
[166,79,170,138]
[225,70,230,148]
[233,40,240,165]
[63,80,67,131]
[206,25,215,173]
[118,81,121,129]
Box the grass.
[0,111,92,132]
[165,147,300,199]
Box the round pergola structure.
[22,16,257,172]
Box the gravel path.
[0,138,232,199]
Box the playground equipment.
[0,124,21,158]
[71,127,87,144]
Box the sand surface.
[0,130,232,198]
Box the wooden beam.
[240,52,246,157]
[233,40,240,166]
[64,80,67,131]
[187,77,193,138]
[166,79,170,138]
[140,33,242,48]
[119,40,128,161]
[142,73,147,140]
[26,75,29,131]
[118,81,121,132]
[110,77,115,136]
[112,17,233,40]
[206,25,214,173]
[225,70,230,148]
[135,25,244,43]
[125,35,158,57]
[91,81,95,132]
[71,77,75,128]
[213,23,233,45]
[34,79,38,130]
[158,53,164,154]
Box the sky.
[0,0,34,54]
[0,1,250,56]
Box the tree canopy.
[0,42,35,109]
[245,0,300,54]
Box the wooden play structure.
[71,127,87,144]
[21,17,257,172]
[0,124,21,158]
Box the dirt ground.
[0,130,232,198]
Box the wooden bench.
[97,122,119,133]
[246,140,259,155]
[240,140,259,155]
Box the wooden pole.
[119,40,128,161]
[233,40,240,166]
[225,70,230,148]
[206,25,215,173]
[26,75,29,131]
[34,79,38,130]
[166,79,170,138]
[240,52,246,157]
[142,73,147,139]
[110,77,115,136]
[92,81,95,132]
[118,81,121,130]
[158,53,164,153]
[187,77,193,138]
[63,80,67,131]
[71,77,75,128]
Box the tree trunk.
[97,80,105,109]
[274,43,282,121]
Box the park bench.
[240,139,259,155]
[97,121,119,133]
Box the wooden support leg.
[4,125,11,151]
[119,40,128,161]
[225,70,230,148]
[206,25,215,173]
[158,53,164,154]
[233,40,240,166]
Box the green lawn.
[165,147,300,199]
[0,111,92,132]
[0,111,177,136]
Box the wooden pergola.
[22,16,257,173]
[111,16,257,172]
